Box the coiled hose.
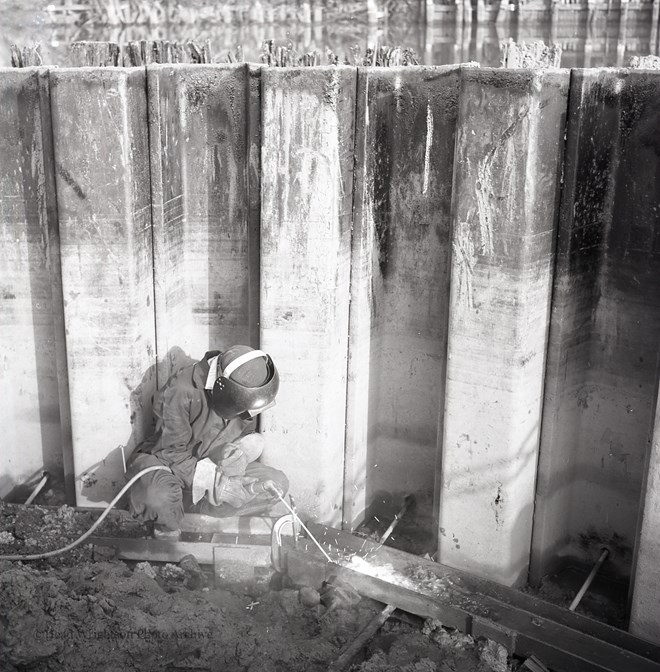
[0,465,171,561]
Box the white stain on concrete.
[394,73,402,112]
[451,218,475,310]
[423,100,433,195]
[475,159,494,257]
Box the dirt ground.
[0,501,521,672]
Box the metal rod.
[328,603,397,672]
[569,548,609,612]
[273,492,332,563]
[289,494,300,548]
[378,494,413,545]
[25,472,49,505]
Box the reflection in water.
[1,2,657,68]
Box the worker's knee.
[128,459,184,530]
[234,432,265,462]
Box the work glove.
[216,443,249,478]
[192,458,219,505]
[213,474,258,508]
[259,480,284,499]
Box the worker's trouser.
[126,453,289,531]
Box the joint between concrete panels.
[341,65,365,531]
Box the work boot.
[153,524,181,540]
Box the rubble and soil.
[0,502,517,672]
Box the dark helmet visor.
[211,353,279,419]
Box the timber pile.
[499,38,562,68]
[10,44,43,67]
[260,40,420,66]
[10,39,421,68]
[630,54,660,68]
[69,39,214,66]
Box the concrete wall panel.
[343,66,460,530]
[630,391,660,645]
[148,64,260,383]
[50,68,156,506]
[439,68,569,586]
[0,68,66,500]
[531,69,660,583]
[259,67,356,525]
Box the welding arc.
[0,465,171,561]
[272,492,333,563]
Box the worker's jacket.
[132,351,255,489]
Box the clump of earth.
[0,502,517,672]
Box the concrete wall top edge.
[48,68,146,85]
[461,67,570,89]
[146,63,250,73]
[47,66,146,74]
[0,67,49,76]
[360,64,461,73]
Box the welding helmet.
[211,345,279,420]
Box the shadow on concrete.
[77,346,196,506]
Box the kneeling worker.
[126,345,288,539]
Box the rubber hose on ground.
[0,465,171,561]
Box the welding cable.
[0,465,172,561]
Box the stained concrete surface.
[531,69,660,586]
[439,68,569,587]
[0,68,65,501]
[0,502,514,672]
[259,67,356,526]
[49,68,156,507]
[148,64,259,386]
[344,65,459,530]
[630,391,660,644]
[3,63,660,628]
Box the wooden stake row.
[70,39,214,67]
[10,40,421,68]
[10,44,44,68]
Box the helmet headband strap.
[222,349,268,381]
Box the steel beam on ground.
[283,523,660,672]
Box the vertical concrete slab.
[531,69,660,584]
[50,68,156,506]
[0,68,67,500]
[148,64,260,383]
[439,68,569,586]
[343,66,460,530]
[630,394,660,645]
[259,67,356,525]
